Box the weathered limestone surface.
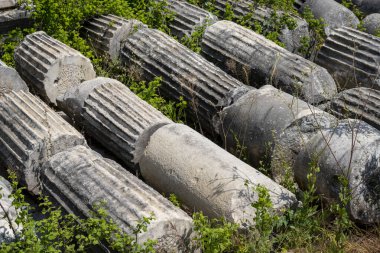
[218,85,337,169]
[328,87,380,130]
[0,91,85,193]
[0,0,16,10]
[14,31,96,105]
[316,27,380,91]
[213,0,310,55]
[0,3,32,34]
[83,15,146,60]
[301,0,359,35]
[42,145,194,251]
[120,27,251,132]
[295,120,380,224]
[58,77,172,169]
[201,21,337,104]
[165,0,218,40]
[0,60,28,93]
[139,123,297,226]
[363,14,380,36]
[0,176,20,243]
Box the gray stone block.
[41,145,194,252]
[82,15,146,60]
[295,119,380,224]
[0,90,86,193]
[58,77,171,169]
[139,123,297,227]
[343,0,380,15]
[0,3,32,34]
[165,0,218,40]
[14,31,96,105]
[120,27,250,133]
[201,20,337,104]
[0,176,20,243]
[0,0,16,10]
[316,26,380,91]
[0,60,28,93]
[213,0,310,55]
[363,13,380,35]
[328,87,380,130]
[301,0,359,36]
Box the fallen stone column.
[82,15,146,60]
[300,0,359,36]
[295,119,380,224]
[218,85,337,169]
[58,78,296,226]
[201,20,337,104]
[0,90,86,193]
[0,1,32,34]
[164,0,218,40]
[363,14,380,36]
[119,27,250,133]
[41,145,194,251]
[139,123,297,226]
[0,60,28,92]
[315,26,380,91]
[327,87,380,130]
[0,176,21,243]
[213,0,310,55]
[58,77,172,169]
[14,31,96,105]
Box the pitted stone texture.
[301,0,359,36]
[316,27,380,91]
[0,91,86,193]
[0,60,28,93]
[120,27,250,133]
[295,120,380,224]
[165,0,218,40]
[202,21,337,104]
[0,3,32,34]
[139,123,297,227]
[83,15,146,60]
[14,31,96,105]
[328,87,380,130]
[213,0,310,55]
[59,77,172,169]
[0,176,20,243]
[0,0,16,10]
[363,14,380,36]
[219,85,337,169]
[41,145,194,252]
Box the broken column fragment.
[300,0,359,35]
[327,87,380,130]
[0,176,20,243]
[41,145,194,251]
[315,27,380,91]
[0,90,86,194]
[295,120,380,224]
[0,60,28,93]
[119,27,251,133]
[139,123,297,226]
[362,14,380,36]
[82,15,146,60]
[201,20,337,104]
[164,0,218,40]
[14,31,96,105]
[0,1,32,34]
[213,0,310,55]
[58,77,172,169]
